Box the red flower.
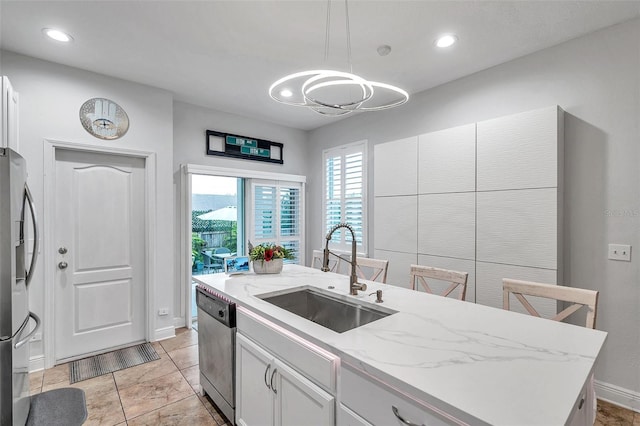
[264,248,274,261]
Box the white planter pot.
[252,258,283,274]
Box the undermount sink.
[258,287,396,333]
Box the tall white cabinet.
[1,76,19,152]
[374,106,563,313]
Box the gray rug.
[27,388,87,426]
[69,342,159,383]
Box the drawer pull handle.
[264,364,271,389]
[392,406,425,426]
[578,397,585,410]
[270,368,278,394]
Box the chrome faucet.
[322,223,367,296]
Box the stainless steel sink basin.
[258,287,396,333]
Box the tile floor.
[596,400,640,426]
[28,328,638,425]
[28,328,229,425]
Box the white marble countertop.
[193,264,607,425]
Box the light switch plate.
[608,244,631,261]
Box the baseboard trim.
[29,355,45,373]
[154,326,176,342]
[596,380,640,413]
[174,316,187,329]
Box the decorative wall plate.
[79,98,129,140]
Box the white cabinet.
[373,106,563,308]
[1,76,19,152]
[236,333,335,426]
[339,365,468,426]
[236,332,274,426]
[374,136,418,196]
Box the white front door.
[54,149,146,361]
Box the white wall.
[0,51,175,365]
[172,101,309,323]
[307,19,640,406]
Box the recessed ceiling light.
[42,28,73,43]
[280,89,293,98]
[435,34,457,48]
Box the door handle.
[58,261,68,270]
[270,368,278,394]
[14,311,41,349]
[392,406,425,426]
[22,184,38,288]
[264,364,271,389]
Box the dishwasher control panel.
[196,285,236,328]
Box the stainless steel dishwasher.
[196,285,236,424]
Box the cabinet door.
[236,333,275,426]
[275,359,335,426]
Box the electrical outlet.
[158,308,169,316]
[608,244,631,261]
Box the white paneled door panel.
[374,250,417,289]
[374,196,417,253]
[477,188,558,270]
[55,149,146,361]
[475,261,558,316]
[418,123,476,194]
[374,136,418,196]
[477,105,562,191]
[74,166,132,270]
[417,255,476,303]
[418,192,475,260]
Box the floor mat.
[27,388,87,426]
[69,342,159,384]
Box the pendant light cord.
[323,0,353,73]
[324,0,331,62]
[344,0,353,74]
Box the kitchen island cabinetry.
[194,265,606,426]
[236,334,335,426]
[236,307,337,426]
[339,363,469,426]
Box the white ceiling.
[1,1,639,130]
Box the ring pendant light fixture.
[269,0,409,116]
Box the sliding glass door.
[190,175,243,327]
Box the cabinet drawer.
[340,365,467,426]
[237,307,337,392]
[338,404,372,426]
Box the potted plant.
[192,233,207,271]
[248,242,294,274]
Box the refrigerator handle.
[14,311,41,349]
[23,183,39,288]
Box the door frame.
[43,139,157,368]
[181,164,306,329]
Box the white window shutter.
[249,180,304,264]
[322,141,367,254]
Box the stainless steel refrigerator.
[0,148,40,425]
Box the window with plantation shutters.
[322,141,367,254]
[249,180,304,264]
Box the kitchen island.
[193,264,607,426]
